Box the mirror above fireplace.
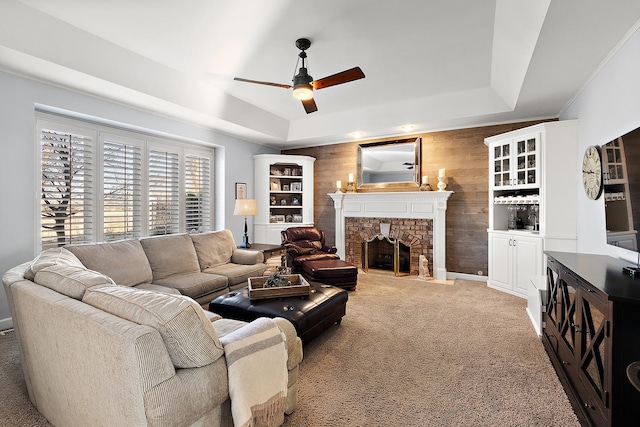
[357,137,421,190]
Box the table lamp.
[233,199,258,248]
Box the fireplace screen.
[362,235,410,276]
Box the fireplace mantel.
[328,191,453,280]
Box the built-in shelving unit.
[254,154,315,245]
[485,121,578,298]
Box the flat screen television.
[602,126,640,254]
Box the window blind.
[148,149,180,235]
[185,154,212,233]
[40,128,94,249]
[103,140,142,241]
[38,114,215,249]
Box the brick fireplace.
[346,217,432,276]
[328,191,452,280]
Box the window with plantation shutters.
[185,154,212,233]
[37,113,215,249]
[40,128,94,249]
[148,149,180,236]
[103,138,142,241]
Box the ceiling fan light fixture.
[293,83,314,100]
[292,67,314,100]
[233,37,364,113]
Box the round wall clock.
[582,145,603,200]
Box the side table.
[243,243,287,273]
[247,243,285,261]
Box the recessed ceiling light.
[351,132,365,139]
[400,125,414,132]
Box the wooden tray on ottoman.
[248,274,311,300]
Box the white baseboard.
[447,272,488,282]
[0,317,13,331]
[526,307,542,336]
[487,281,527,299]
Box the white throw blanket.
[220,317,288,427]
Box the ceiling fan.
[234,38,365,114]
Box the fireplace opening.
[363,235,410,276]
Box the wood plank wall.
[282,119,552,277]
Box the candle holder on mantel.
[437,176,447,191]
[419,183,432,191]
[346,181,356,192]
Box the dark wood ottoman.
[302,259,358,290]
[208,282,348,344]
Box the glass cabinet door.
[576,288,609,421]
[515,136,538,187]
[492,142,511,188]
[558,274,578,355]
[490,134,539,190]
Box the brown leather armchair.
[281,226,340,273]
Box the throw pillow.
[34,264,114,300]
[82,285,224,368]
[24,247,85,281]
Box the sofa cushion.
[152,272,229,299]
[203,263,267,287]
[66,240,153,287]
[190,230,236,270]
[134,283,181,295]
[24,247,85,280]
[83,285,224,368]
[140,234,201,281]
[34,264,114,300]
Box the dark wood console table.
[543,251,640,427]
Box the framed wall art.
[235,182,247,199]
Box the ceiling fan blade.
[233,77,292,89]
[302,98,318,114]
[313,67,365,90]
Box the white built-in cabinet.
[488,233,542,297]
[486,121,578,298]
[254,154,315,245]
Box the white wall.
[0,70,277,327]
[561,26,640,263]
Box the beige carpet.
[282,274,579,426]
[0,274,578,426]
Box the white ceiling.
[2,0,640,149]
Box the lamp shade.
[233,199,258,216]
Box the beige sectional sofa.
[2,230,303,427]
[66,229,267,305]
